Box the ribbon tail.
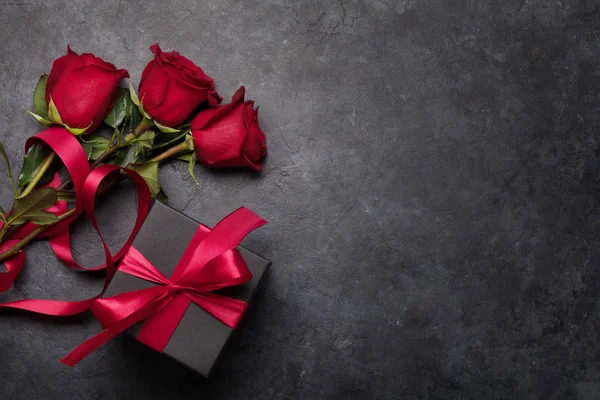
[137,294,192,352]
[60,295,167,367]
[174,207,267,285]
[189,292,248,329]
[0,240,25,292]
[48,230,87,270]
[0,298,94,316]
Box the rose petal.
[148,82,207,127]
[139,60,170,111]
[149,43,167,66]
[208,89,224,106]
[241,102,266,171]
[241,153,263,172]
[46,47,85,103]
[192,86,245,130]
[52,65,127,130]
[143,43,222,125]
[191,86,265,171]
[193,101,248,164]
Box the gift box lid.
[103,201,270,377]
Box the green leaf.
[121,87,142,145]
[152,130,188,150]
[33,74,49,119]
[47,97,63,125]
[154,120,180,133]
[129,84,152,129]
[155,190,168,203]
[81,135,110,145]
[8,188,58,225]
[131,130,155,156]
[106,127,120,151]
[114,145,138,167]
[0,142,18,196]
[80,135,110,160]
[188,152,199,185]
[15,209,58,225]
[129,83,140,106]
[185,134,195,151]
[18,142,57,188]
[66,121,93,136]
[128,108,142,139]
[104,87,129,128]
[138,101,152,120]
[26,110,53,126]
[127,162,161,197]
[0,206,6,223]
[175,153,193,162]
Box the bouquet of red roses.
[0,44,267,289]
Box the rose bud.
[191,86,267,172]
[46,46,129,135]
[138,44,222,128]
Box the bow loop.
[91,286,167,327]
[182,249,252,293]
[173,206,267,286]
[118,247,171,286]
[185,291,249,328]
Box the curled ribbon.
[0,170,68,292]
[0,127,90,291]
[61,206,267,366]
[0,126,267,368]
[0,177,67,292]
[0,126,151,330]
[0,127,151,291]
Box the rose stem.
[0,207,77,262]
[0,170,123,262]
[56,118,154,191]
[149,141,190,163]
[18,152,57,198]
[0,119,154,251]
[4,151,58,246]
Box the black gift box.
[103,201,270,377]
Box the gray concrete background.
[1,1,600,399]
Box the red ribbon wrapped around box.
[62,206,267,366]
[0,127,268,372]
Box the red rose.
[192,86,267,172]
[138,44,222,127]
[46,46,129,134]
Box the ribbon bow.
[60,207,267,366]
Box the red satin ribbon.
[0,172,65,292]
[0,239,25,292]
[0,127,89,291]
[0,127,151,329]
[0,127,150,291]
[61,206,267,366]
[0,164,150,312]
[0,126,267,368]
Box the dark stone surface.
[0,0,599,399]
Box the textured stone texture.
[0,0,600,399]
